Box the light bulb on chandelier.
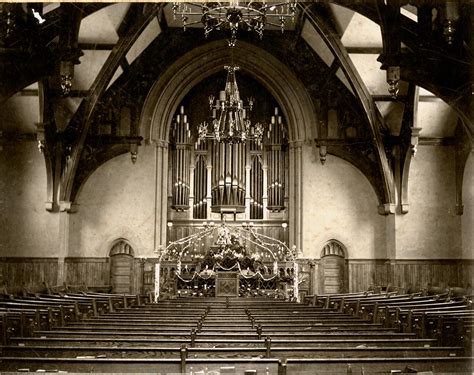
[172,1,297,48]
[197,65,264,145]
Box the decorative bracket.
[398,83,420,214]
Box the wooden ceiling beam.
[331,0,472,141]
[59,4,160,207]
[300,3,396,212]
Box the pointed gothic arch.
[320,239,348,294]
[109,239,135,294]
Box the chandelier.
[198,65,263,144]
[172,1,297,47]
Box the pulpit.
[216,271,239,297]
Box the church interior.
[0,1,473,373]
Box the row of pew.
[0,290,471,374]
[305,289,473,348]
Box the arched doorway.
[109,240,135,294]
[320,240,347,294]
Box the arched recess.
[139,39,317,252]
[320,240,347,294]
[141,40,315,143]
[109,239,135,294]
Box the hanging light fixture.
[198,65,264,145]
[172,1,297,47]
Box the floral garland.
[174,262,278,283]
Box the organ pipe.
[266,107,286,211]
[171,106,192,211]
[250,155,263,219]
[193,154,207,219]
[211,141,246,213]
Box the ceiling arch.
[139,40,317,145]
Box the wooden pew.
[1,294,472,374]
[0,356,281,373]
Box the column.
[288,141,303,252]
[154,141,169,251]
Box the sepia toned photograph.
[0,1,472,373]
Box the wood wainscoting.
[0,257,471,295]
[65,258,111,290]
[0,257,150,294]
[0,258,58,293]
[348,259,474,292]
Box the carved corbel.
[130,142,139,164]
[319,145,327,165]
[35,122,46,153]
[409,127,422,157]
[57,5,83,96]
[317,97,328,165]
[59,200,78,213]
[378,203,396,215]
[376,0,402,99]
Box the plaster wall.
[396,145,462,259]
[301,144,386,259]
[68,145,157,258]
[462,153,473,259]
[0,142,60,257]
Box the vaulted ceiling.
[0,1,471,214]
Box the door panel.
[321,255,344,294]
[111,254,133,293]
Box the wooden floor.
[0,295,472,374]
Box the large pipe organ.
[169,105,288,225]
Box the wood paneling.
[65,258,110,289]
[348,259,473,292]
[389,260,474,290]
[0,258,471,295]
[348,260,389,292]
[0,258,58,293]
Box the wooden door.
[321,255,345,294]
[110,254,133,293]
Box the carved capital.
[288,140,304,149]
[154,139,169,149]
